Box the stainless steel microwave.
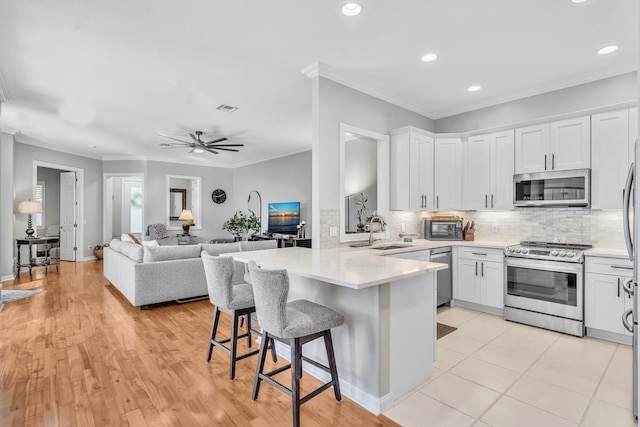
[513,168,590,207]
[424,220,463,240]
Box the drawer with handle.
[585,256,633,277]
[456,247,503,263]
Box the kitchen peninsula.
[229,246,447,414]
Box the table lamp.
[17,200,42,238]
[178,209,194,235]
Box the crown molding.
[0,69,9,102]
[301,61,436,119]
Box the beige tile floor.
[383,306,636,427]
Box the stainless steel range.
[503,241,593,337]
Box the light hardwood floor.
[0,261,399,427]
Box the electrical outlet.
[88,245,93,250]
[329,226,338,237]
[401,223,406,233]
[491,223,498,233]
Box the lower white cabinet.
[455,248,504,309]
[585,256,634,338]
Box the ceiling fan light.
[342,3,362,16]
[193,148,204,153]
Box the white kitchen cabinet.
[434,138,462,210]
[390,129,434,211]
[465,130,514,210]
[515,116,590,174]
[455,248,504,309]
[591,109,631,209]
[585,256,634,341]
[630,107,637,162]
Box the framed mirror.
[339,123,390,243]
[169,188,186,220]
[166,175,202,231]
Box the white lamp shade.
[178,209,194,221]
[17,200,42,214]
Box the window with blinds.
[35,181,45,227]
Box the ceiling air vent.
[216,104,238,113]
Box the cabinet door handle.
[552,154,555,170]
[491,194,494,208]
[485,194,488,209]
[471,252,488,256]
[544,154,547,171]
[611,265,633,270]
[481,262,484,277]
[425,195,428,209]
[436,195,439,209]
[475,261,478,276]
[618,277,621,298]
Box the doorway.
[103,174,144,242]
[33,161,84,262]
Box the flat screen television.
[267,202,300,235]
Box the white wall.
[314,77,435,247]
[435,72,637,133]
[0,132,15,281]
[233,150,312,236]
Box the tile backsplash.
[387,208,627,249]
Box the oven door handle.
[622,308,634,333]
[622,278,635,297]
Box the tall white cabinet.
[515,116,590,174]
[591,109,632,209]
[390,128,434,210]
[434,138,462,210]
[465,130,514,210]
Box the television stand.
[255,234,311,248]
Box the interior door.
[60,171,77,261]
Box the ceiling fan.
[158,130,244,155]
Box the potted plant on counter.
[366,212,387,232]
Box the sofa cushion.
[141,239,159,247]
[110,238,123,253]
[143,245,201,262]
[127,244,144,262]
[240,240,278,252]
[199,242,241,256]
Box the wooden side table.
[15,237,60,278]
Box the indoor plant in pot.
[222,210,261,241]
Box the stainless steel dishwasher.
[430,247,452,307]
[387,246,452,307]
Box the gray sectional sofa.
[103,239,277,308]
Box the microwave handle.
[623,162,634,261]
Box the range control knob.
[521,248,529,255]
[551,250,559,256]
[559,250,567,257]
[515,248,522,253]
[566,251,576,258]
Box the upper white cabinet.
[465,130,514,210]
[390,128,434,210]
[515,116,590,174]
[591,109,632,209]
[434,138,462,210]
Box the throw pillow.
[121,233,133,243]
[127,233,141,245]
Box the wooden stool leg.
[252,331,270,400]
[206,307,221,362]
[324,330,341,401]
[269,338,278,362]
[291,338,302,427]
[247,313,252,348]
[229,310,240,380]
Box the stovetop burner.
[504,241,593,263]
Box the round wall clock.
[211,189,227,204]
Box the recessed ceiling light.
[572,0,587,3]
[421,53,438,62]
[597,45,619,55]
[193,148,204,154]
[342,3,362,16]
[468,85,482,92]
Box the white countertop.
[358,239,515,255]
[585,247,632,259]
[227,246,448,289]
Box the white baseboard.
[1,274,14,282]
[83,256,97,261]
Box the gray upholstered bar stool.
[248,261,344,427]
[202,253,276,380]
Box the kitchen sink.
[371,245,412,250]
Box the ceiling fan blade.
[161,145,190,149]
[203,137,228,145]
[208,143,244,147]
[211,147,239,152]
[203,147,219,154]
[159,135,191,144]
[189,133,199,143]
[188,148,195,153]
